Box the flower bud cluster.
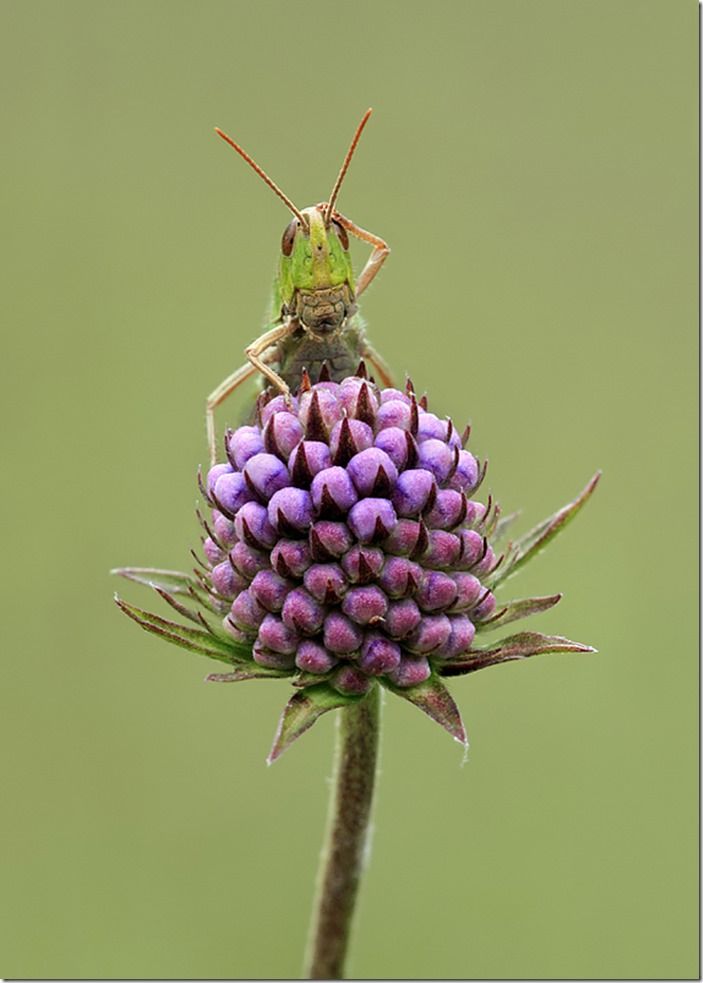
[201,372,500,694]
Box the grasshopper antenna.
[214,127,308,228]
[324,108,373,225]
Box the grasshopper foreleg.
[327,210,390,297]
[206,320,294,465]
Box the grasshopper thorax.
[279,205,356,337]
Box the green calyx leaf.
[114,595,253,665]
[440,631,596,677]
[206,667,290,683]
[476,593,562,633]
[112,566,199,595]
[489,471,601,586]
[383,674,467,747]
[267,683,362,764]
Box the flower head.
[115,364,599,761]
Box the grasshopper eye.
[332,220,349,251]
[281,219,299,257]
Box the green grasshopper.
[206,109,393,464]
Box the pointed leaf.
[206,667,289,682]
[112,567,198,595]
[114,595,252,664]
[384,674,467,746]
[492,510,521,545]
[476,593,562,632]
[490,472,601,585]
[267,684,359,764]
[153,586,231,643]
[440,631,596,676]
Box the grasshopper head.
[215,110,373,337]
[278,206,355,336]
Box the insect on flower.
[207,108,393,465]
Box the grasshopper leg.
[360,341,396,389]
[325,209,390,298]
[206,321,294,465]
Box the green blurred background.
[1,0,697,978]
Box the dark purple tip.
[341,544,384,583]
[289,440,332,487]
[330,417,373,465]
[311,466,358,516]
[347,448,398,497]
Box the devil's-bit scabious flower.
[114,364,599,761]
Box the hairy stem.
[305,684,381,979]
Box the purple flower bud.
[406,614,451,654]
[359,633,402,675]
[379,556,422,598]
[311,466,358,515]
[229,541,269,580]
[376,399,412,431]
[211,560,247,598]
[379,387,411,404]
[330,665,372,696]
[310,521,353,560]
[417,439,454,484]
[385,599,422,639]
[223,619,250,644]
[213,471,253,516]
[289,441,332,485]
[252,642,296,670]
[263,412,304,460]
[473,590,497,621]
[212,512,237,549]
[383,518,423,556]
[416,571,459,612]
[207,462,232,495]
[342,585,389,625]
[203,536,224,565]
[447,450,479,492]
[267,487,314,534]
[229,589,266,634]
[374,427,413,470]
[341,544,384,583]
[339,378,379,421]
[249,570,293,612]
[270,538,312,578]
[303,562,347,603]
[387,655,431,688]
[424,530,461,568]
[281,587,326,635]
[243,453,290,499]
[433,615,475,659]
[260,394,299,426]
[299,387,343,433]
[425,489,466,530]
[227,426,264,469]
[323,610,364,654]
[347,447,398,497]
[472,545,497,578]
[392,469,436,517]
[347,498,398,543]
[234,501,277,549]
[295,640,339,674]
[417,412,447,442]
[257,613,300,654]
[457,529,485,568]
[329,418,373,462]
[451,572,483,610]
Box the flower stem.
[305,684,381,980]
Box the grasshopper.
[207,109,393,465]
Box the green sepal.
[492,510,521,545]
[383,674,467,747]
[476,593,562,633]
[112,566,199,595]
[114,595,253,665]
[205,667,291,683]
[440,631,596,677]
[489,472,601,586]
[291,671,335,689]
[267,684,361,764]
